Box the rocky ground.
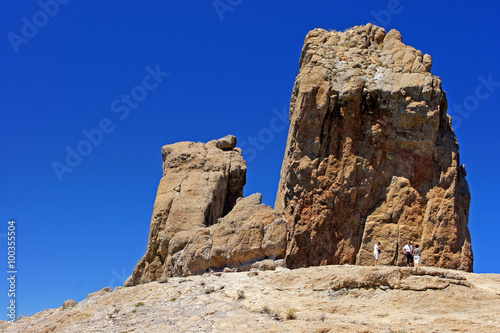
[2,265,499,332]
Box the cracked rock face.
[127,137,285,286]
[275,24,473,271]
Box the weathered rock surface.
[275,24,473,271]
[162,194,286,277]
[215,134,237,150]
[126,137,285,286]
[4,266,499,332]
[87,287,112,299]
[61,300,76,310]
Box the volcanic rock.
[61,300,76,309]
[126,137,285,286]
[163,194,285,277]
[275,24,473,271]
[215,134,237,150]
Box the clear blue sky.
[1,0,499,317]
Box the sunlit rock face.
[275,24,473,271]
[126,136,285,286]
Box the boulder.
[62,299,76,309]
[250,259,286,271]
[215,134,237,150]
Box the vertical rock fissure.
[222,159,234,217]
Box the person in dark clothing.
[403,241,413,267]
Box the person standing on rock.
[403,241,413,267]
[374,242,381,266]
[413,244,422,268]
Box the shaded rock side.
[127,138,285,286]
[275,24,472,271]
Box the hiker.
[374,242,381,266]
[403,241,413,267]
[413,244,422,268]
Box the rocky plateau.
[2,265,499,332]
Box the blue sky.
[1,0,499,317]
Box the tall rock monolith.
[275,24,473,271]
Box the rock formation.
[126,136,286,286]
[275,24,473,271]
[128,24,473,286]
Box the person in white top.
[413,244,422,268]
[402,241,413,267]
[374,242,381,266]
